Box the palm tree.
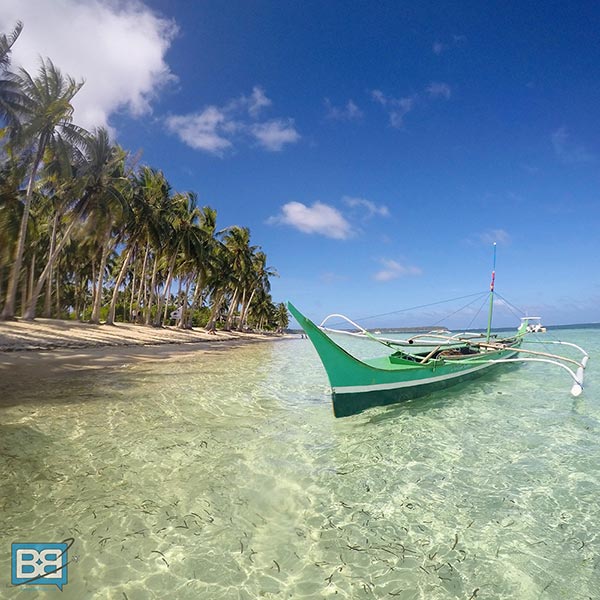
[204,239,233,332]
[1,58,85,319]
[0,22,22,69]
[275,302,289,333]
[105,173,146,325]
[21,128,125,320]
[222,226,255,330]
[77,130,128,324]
[238,250,277,330]
[0,22,24,128]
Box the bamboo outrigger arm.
[489,357,586,397]
[482,339,589,397]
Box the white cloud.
[551,127,595,164]
[0,0,178,133]
[247,86,272,117]
[227,85,272,117]
[251,119,300,151]
[374,259,422,282]
[267,201,353,239]
[371,89,416,128]
[427,82,452,99]
[165,107,232,155]
[343,196,389,218]
[324,98,363,121]
[372,82,452,128]
[167,88,299,155]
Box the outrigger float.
[289,245,589,418]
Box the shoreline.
[0,320,296,408]
[0,318,294,383]
[0,317,290,352]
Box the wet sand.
[0,319,292,400]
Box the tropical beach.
[1,1,600,599]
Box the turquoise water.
[0,328,598,599]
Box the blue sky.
[2,1,599,327]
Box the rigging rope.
[494,292,525,320]
[465,293,493,331]
[429,291,490,328]
[326,291,489,328]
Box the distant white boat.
[522,316,546,333]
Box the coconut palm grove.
[0,23,288,332]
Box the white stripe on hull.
[332,359,506,395]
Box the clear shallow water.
[0,329,599,599]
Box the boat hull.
[288,302,521,417]
[331,359,513,417]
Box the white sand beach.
[0,319,292,389]
[0,318,287,353]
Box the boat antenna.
[486,242,497,341]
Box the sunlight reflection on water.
[0,329,599,599]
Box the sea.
[0,326,598,599]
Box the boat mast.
[485,242,497,341]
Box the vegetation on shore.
[0,23,289,332]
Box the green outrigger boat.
[289,247,589,417]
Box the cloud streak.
[470,229,511,246]
[343,196,389,218]
[373,259,422,282]
[371,89,416,128]
[551,127,595,164]
[427,82,452,99]
[324,98,363,121]
[371,82,451,128]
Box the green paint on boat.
[288,301,524,417]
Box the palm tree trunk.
[135,241,149,317]
[163,267,180,325]
[43,212,59,317]
[28,253,36,307]
[236,288,249,331]
[23,205,85,320]
[178,277,192,329]
[2,137,46,319]
[106,245,134,325]
[225,287,239,330]
[156,254,176,326]
[20,268,28,315]
[239,288,256,331]
[55,265,60,317]
[206,290,225,332]
[74,271,81,319]
[90,232,111,324]
[191,272,204,312]
[145,253,159,325]
[128,247,137,321]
